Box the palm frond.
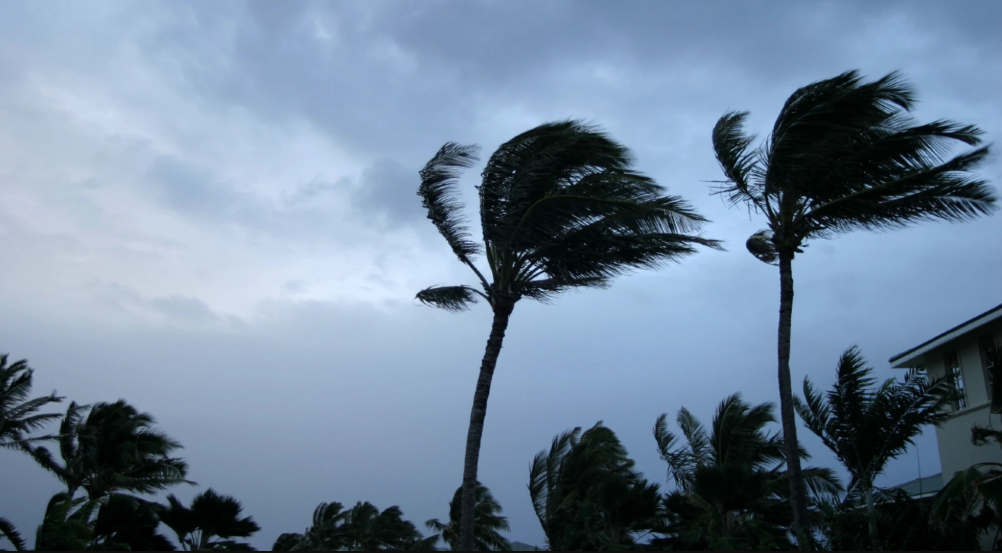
[415,285,482,312]
[711,111,763,209]
[0,517,26,551]
[418,142,482,260]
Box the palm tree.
[0,353,63,453]
[90,493,177,551]
[341,501,424,551]
[417,120,718,550]
[654,394,840,550]
[427,481,511,551]
[32,492,101,551]
[159,489,260,551]
[31,400,193,500]
[710,69,996,542]
[272,501,350,551]
[530,421,662,550]
[795,345,953,547]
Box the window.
[981,333,999,409]
[944,349,966,411]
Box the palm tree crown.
[32,399,192,500]
[713,70,995,261]
[417,120,719,312]
[0,353,63,452]
[427,481,511,551]
[160,488,260,551]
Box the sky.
[1,0,1001,549]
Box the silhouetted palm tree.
[427,481,511,551]
[272,501,350,551]
[91,493,176,551]
[418,120,718,550]
[31,400,192,500]
[530,421,662,550]
[0,353,63,453]
[711,69,996,543]
[654,394,840,550]
[159,489,260,550]
[795,345,953,547]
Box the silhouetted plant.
[711,69,995,543]
[418,120,719,550]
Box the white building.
[889,301,1002,481]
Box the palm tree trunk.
[777,250,810,548]
[459,300,514,551]
[864,478,878,550]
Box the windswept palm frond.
[418,142,482,261]
[0,517,26,552]
[415,285,483,312]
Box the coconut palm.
[417,120,718,550]
[31,400,192,500]
[794,345,953,547]
[0,353,63,453]
[710,69,996,542]
[427,481,511,551]
[159,489,260,551]
[654,394,841,550]
[530,421,662,550]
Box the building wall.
[921,320,1002,479]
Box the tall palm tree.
[159,489,260,551]
[710,69,996,542]
[0,353,63,453]
[417,120,718,550]
[795,346,953,547]
[427,481,511,551]
[530,421,662,550]
[654,394,840,550]
[31,400,193,500]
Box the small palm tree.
[159,489,260,551]
[0,353,63,453]
[711,69,996,542]
[32,399,193,500]
[654,394,840,550]
[91,493,177,551]
[427,481,511,551]
[272,501,350,551]
[795,345,953,547]
[418,120,718,550]
[530,421,662,551]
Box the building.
[889,301,1002,481]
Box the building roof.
[889,301,1002,368]
[891,472,944,498]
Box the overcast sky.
[1,0,1000,549]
